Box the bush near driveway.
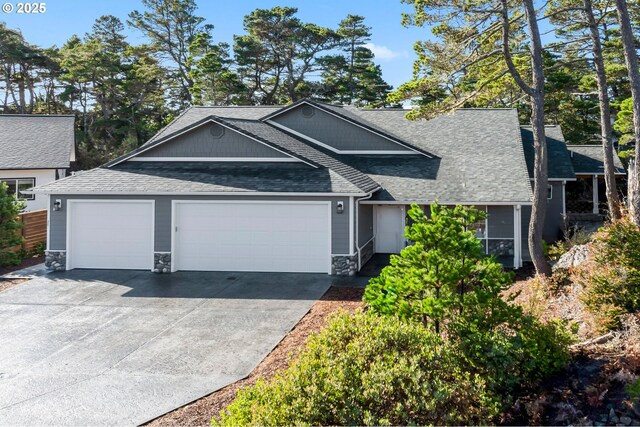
[0,182,25,267]
[214,310,500,426]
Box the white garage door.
[68,200,154,270]
[174,201,330,273]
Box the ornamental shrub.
[364,203,513,333]
[0,182,25,267]
[580,217,640,331]
[364,203,572,398]
[214,311,500,426]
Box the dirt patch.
[0,278,28,293]
[145,286,365,427]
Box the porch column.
[592,175,599,214]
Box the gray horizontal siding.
[139,123,288,158]
[48,194,351,254]
[358,203,373,246]
[544,182,564,242]
[272,105,409,152]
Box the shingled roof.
[31,161,363,194]
[568,145,626,175]
[0,115,75,169]
[521,126,575,180]
[342,108,534,204]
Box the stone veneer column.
[331,254,358,276]
[44,251,66,271]
[153,252,172,273]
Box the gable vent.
[301,105,315,118]
[210,124,225,139]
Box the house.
[29,100,624,275]
[0,115,76,211]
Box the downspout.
[355,191,376,270]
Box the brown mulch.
[145,286,365,427]
[0,254,45,293]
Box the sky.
[0,0,431,89]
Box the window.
[548,185,553,200]
[1,178,35,200]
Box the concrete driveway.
[0,270,331,426]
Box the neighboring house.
[30,100,623,275]
[0,115,76,211]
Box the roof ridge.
[143,106,194,146]
[0,114,75,117]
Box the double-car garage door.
[67,200,331,273]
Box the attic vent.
[301,105,315,118]
[210,124,225,139]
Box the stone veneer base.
[45,251,66,271]
[153,252,172,273]
[331,254,358,276]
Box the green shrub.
[364,203,513,333]
[581,218,640,331]
[364,203,572,399]
[215,311,500,426]
[0,182,25,267]
[547,228,593,261]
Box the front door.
[375,205,405,253]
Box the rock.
[553,244,590,271]
[610,408,620,424]
[620,416,632,426]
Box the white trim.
[513,205,522,269]
[46,194,51,251]
[533,178,578,182]
[112,118,318,168]
[349,197,354,255]
[331,253,358,257]
[574,172,626,176]
[128,157,301,163]
[34,191,369,197]
[360,200,533,206]
[266,119,421,156]
[592,175,599,214]
[265,101,433,157]
[547,184,553,200]
[66,199,155,271]
[171,200,332,274]
[562,180,567,217]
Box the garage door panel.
[69,201,153,270]
[174,202,330,273]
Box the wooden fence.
[17,209,47,252]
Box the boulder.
[552,244,590,271]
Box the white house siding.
[0,169,56,211]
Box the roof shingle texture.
[32,162,362,194]
[0,115,75,169]
[343,108,533,203]
[568,145,626,174]
[521,126,575,180]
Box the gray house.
[30,100,623,275]
[0,115,75,211]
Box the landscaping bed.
[0,254,44,293]
[146,286,365,427]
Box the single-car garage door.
[67,200,154,270]
[173,201,330,273]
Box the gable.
[268,104,414,153]
[131,122,291,161]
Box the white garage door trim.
[171,200,332,273]
[66,200,155,270]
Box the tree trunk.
[584,0,622,221]
[629,160,640,221]
[523,0,552,276]
[615,0,640,225]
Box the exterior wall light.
[53,199,62,211]
[336,201,344,214]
